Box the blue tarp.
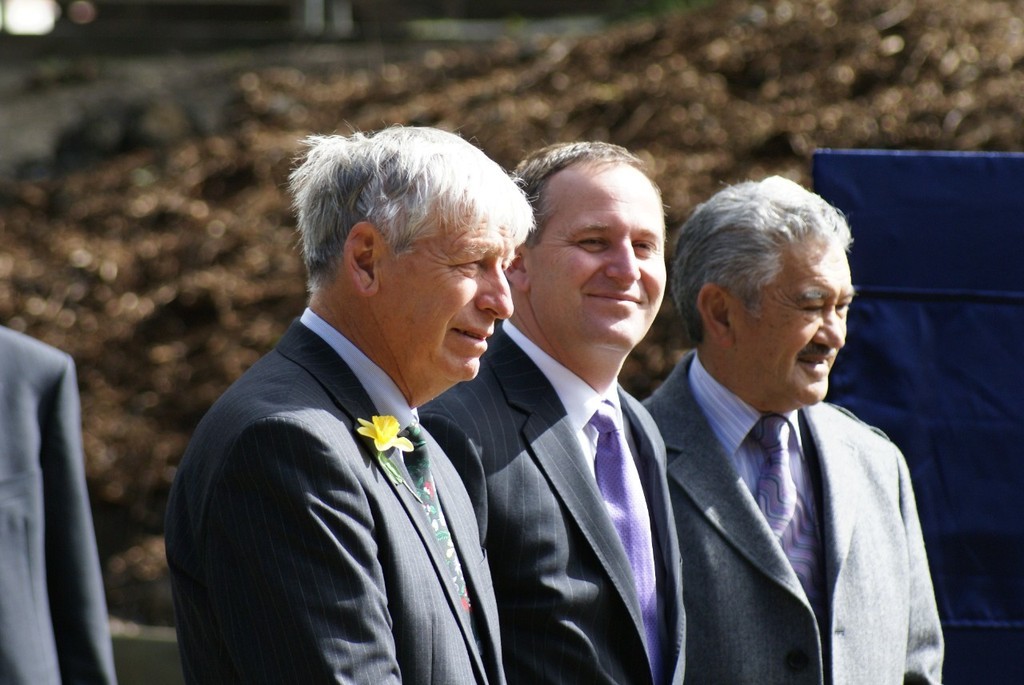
[813,149,1024,684]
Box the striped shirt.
[687,352,814,503]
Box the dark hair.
[514,141,660,245]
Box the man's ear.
[344,221,384,295]
[504,248,529,293]
[696,283,738,348]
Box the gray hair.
[514,141,661,245]
[289,126,534,291]
[671,176,852,344]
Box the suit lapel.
[655,355,804,599]
[276,321,489,679]
[802,403,861,603]
[276,321,378,420]
[490,332,649,642]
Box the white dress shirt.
[504,321,639,477]
[300,308,418,428]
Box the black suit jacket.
[0,326,117,685]
[422,329,685,685]
[165,321,505,684]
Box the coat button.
[786,649,809,671]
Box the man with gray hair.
[645,176,943,684]
[422,141,685,685]
[165,126,533,684]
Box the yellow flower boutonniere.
[356,415,413,487]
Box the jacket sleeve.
[896,449,945,684]
[41,353,119,684]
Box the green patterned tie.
[401,423,473,613]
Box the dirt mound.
[2,0,1022,624]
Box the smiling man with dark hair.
[423,141,685,685]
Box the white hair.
[289,126,534,291]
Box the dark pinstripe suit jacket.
[165,321,505,684]
[421,329,686,685]
[0,326,117,685]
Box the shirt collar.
[300,308,416,428]
[688,351,799,455]
[504,321,616,431]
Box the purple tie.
[753,414,797,537]
[753,414,825,616]
[590,401,662,683]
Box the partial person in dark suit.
[645,176,943,684]
[422,141,685,685]
[164,126,534,684]
[0,325,118,685]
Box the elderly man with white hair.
[165,126,534,684]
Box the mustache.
[798,343,835,357]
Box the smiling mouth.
[590,292,642,305]
[454,327,489,342]
[797,353,835,369]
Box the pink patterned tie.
[590,401,662,684]
[753,414,824,615]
